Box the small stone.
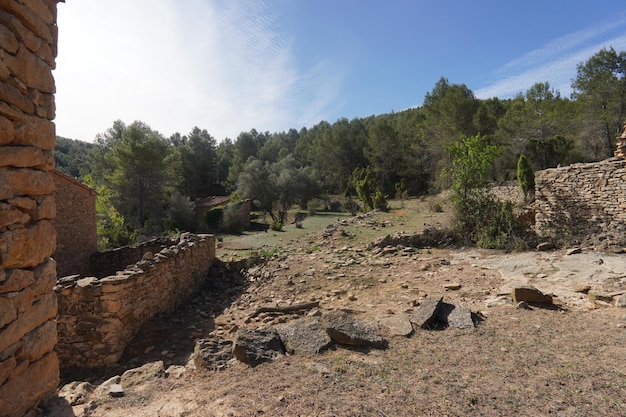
[109,384,124,398]
[572,284,591,294]
[615,294,626,308]
[511,286,553,304]
[565,247,582,255]
[444,282,461,290]
[536,241,556,251]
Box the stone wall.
[55,233,215,369]
[52,170,97,277]
[0,1,61,416]
[534,157,626,240]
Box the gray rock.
[193,339,234,371]
[439,302,475,330]
[275,318,332,355]
[409,296,443,329]
[109,384,124,398]
[377,314,413,337]
[120,361,164,387]
[58,381,94,406]
[233,328,284,366]
[511,286,553,304]
[615,294,626,308]
[537,241,556,251]
[565,247,582,255]
[321,310,386,348]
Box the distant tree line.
[54,47,626,248]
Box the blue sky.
[54,0,626,142]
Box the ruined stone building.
[51,169,97,277]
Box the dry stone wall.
[0,1,61,416]
[55,233,216,369]
[534,158,626,241]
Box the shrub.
[372,190,389,212]
[342,196,360,215]
[517,153,535,202]
[220,203,245,234]
[270,221,283,231]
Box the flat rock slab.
[437,302,475,330]
[512,286,553,304]
[275,317,332,355]
[377,314,413,337]
[120,361,164,387]
[193,339,234,371]
[321,310,386,348]
[233,328,284,367]
[409,296,443,329]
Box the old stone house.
[51,170,97,277]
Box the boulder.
[120,361,164,387]
[321,310,386,348]
[275,318,332,355]
[232,328,284,366]
[409,296,443,329]
[511,286,553,304]
[377,314,413,337]
[58,381,94,406]
[437,302,475,330]
[193,339,234,371]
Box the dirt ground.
[43,199,626,417]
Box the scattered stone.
[616,294,626,308]
[109,384,124,398]
[437,302,475,330]
[536,241,556,251]
[511,286,553,304]
[165,365,187,378]
[120,361,165,387]
[233,328,284,366]
[588,290,617,303]
[565,247,582,255]
[572,284,591,294]
[485,295,512,307]
[321,310,386,348]
[377,314,413,337]
[94,375,121,398]
[58,381,94,406]
[275,318,332,355]
[443,282,461,290]
[193,339,234,371]
[409,296,443,329]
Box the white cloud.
[476,14,626,100]
[54,0,343,141]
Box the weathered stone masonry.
[0,1,62,417]
[55,234,216,369]
[534,157,626,239]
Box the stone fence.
[54,233,215,369]
[534,157,626,241]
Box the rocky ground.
[41,200,626,417]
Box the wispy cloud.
[54,0,344,141]
[476,12,626,99]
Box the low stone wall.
[55,234,215,369]
[534,158,626,240]
[88,237,177,279]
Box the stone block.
[0,203,30,229]
[0,352,59,417]
[0,115,14,145]
[0,291,57,353]
[6,168,54,196]
[0,268,34,294]
[12,115,55,149]
[0,146,54,169]
[0,356,16,386]
[0,295,17,328]
[0,220,56,268]
[0,79,35,114]
[16,319,56,362]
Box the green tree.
[446,134,500,199]
[175,127,218,199]
[94,120,181,232]
[516,153,534,202]
[572,47,626,159]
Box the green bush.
[342,196,360,215]
[517,153,535,201]
[220,203,245,234]
[270,221,283,231]
[372,190,389,212]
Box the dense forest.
[54,47,626,248]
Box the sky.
[54,0,626,143]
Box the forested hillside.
[54,47,626,248]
